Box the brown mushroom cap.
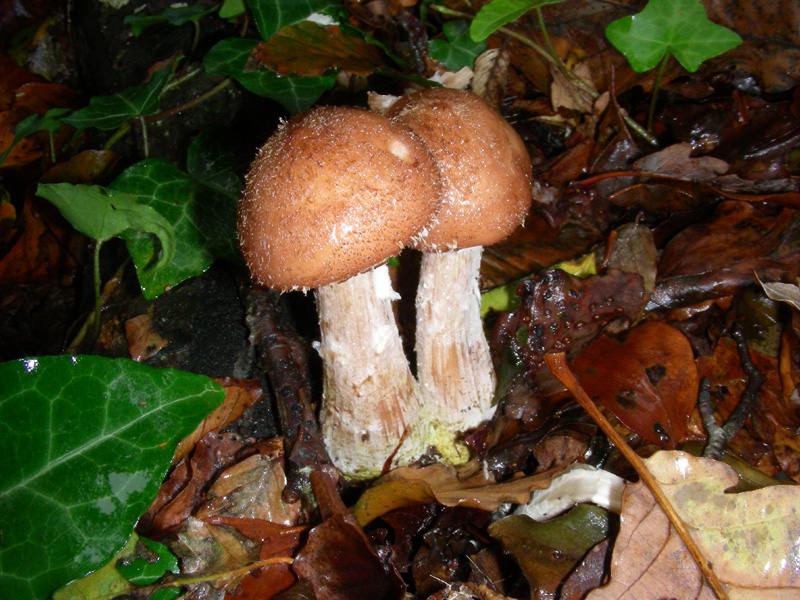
[386,88,532,252]
[238,105,442,291]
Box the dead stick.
[544,352,730,600]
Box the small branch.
[700,326,764,460]
[545,352,730,600]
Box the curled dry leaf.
[353,462,560,526]
[632,143,729,181]
[587,450,800,600]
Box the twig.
[544,352,730,600]
[700,325,764,460]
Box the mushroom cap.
[386,88,532,252]
[238,105,442,291]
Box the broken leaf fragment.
[587,450,800,599]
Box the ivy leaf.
[605,0,742,73]
[251,21,388,77]
[36,182,176,272]
[219,0,245,19]
[470,0,565,42]
[204,38,336,113]
[115,537,179,586]
[245,0,336,42]
[124,4,219,36]
[0,107,71,165]
[60,67,172,131]
[109,136,241,298]
[429,20,487,71]
[0,355,224,600]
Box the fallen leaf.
[353,462,558,526]
[490,505,610,598]
[587,450,800,599]
[251,22,388,77]
[632,143,729,180]
[572,322,698,448]
[173,378,264,463]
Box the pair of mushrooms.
[238,88,532,480]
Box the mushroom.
[238,105,442,480]
[386,88,532,462]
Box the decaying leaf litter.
[1,0,800,598]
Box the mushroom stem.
[316,264,423,480]
[414,245,496,462]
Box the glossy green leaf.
[36,182,176,272]
[429,20,486,71]
[124,4,219,36]
[246,0,337,42]
[605,0,742,73]
[116,537,179,586]
[470,0,564,42]
[204,37,336,113]
[219,0,245,19]
[109,145,241,298]
[0,356,224,600]
[60,67,172,131]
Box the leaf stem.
[138,116,150,158]
[104,122,131,150]
[92,240,103,342]
[428,4,658,146]
[544,352,730,600]
[647,53,668,133]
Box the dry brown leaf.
[173,378,263,462]
[587,450,800,599]
[353,463,559,526]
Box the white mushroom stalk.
[386,89,532,463]
[238,106,441,480]
[316,265,423,478]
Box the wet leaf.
[252,21,387,77]
[605,0,741,73]
[489,505,610,596]
[109,145,240,298]
[587,450,800,598]
[246,0,336,42]
[632,143,729,180]
[204,38,337,113]
[571,322,698,448]
[0,355,224,600]
[429,20,487,71]
[353,463,557,526]
[470,0,565,42]
[61,67,172,131]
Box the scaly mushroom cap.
[238,105,441,290]
[386,88,532,252]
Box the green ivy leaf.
[0,107,71,165]
[36,182,176,272]
[219,0,246,19]
[110,148,241,298]
[0,356,224,600]
[605,0,742,73]
[60,67,172,131]
[245,0,337,42]
[204,38,336,113]
[470,0,564,42]
[429,20,486,71]
[115,537,179,586]
[124,4,219,36]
